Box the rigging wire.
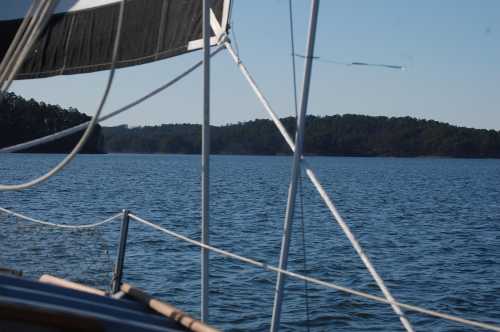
[229,0,240,55]
[230,21,241,57]
[288,3,299,118]
[229,0,240,57]
[294,53,405,70]
[287,0,311,329]
[0,0,125,191]
[224,42,414,330]
[298,168,310,330]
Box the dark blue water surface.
[0,154,499,331]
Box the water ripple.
[0,154,499,331]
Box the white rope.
[0,1,37,87]
[0,0,125,191]
[224,41,414,330]
[0,0,45,88]
[0,46,225,154]
[5,0,58,86]
[0,207,122,229]
[128,213,500,332]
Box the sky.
[7,0,500,130]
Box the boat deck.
[0,274,188,332]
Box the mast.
[201,0,211,323]
[270,1,320,331]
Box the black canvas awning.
[0,0,231,79]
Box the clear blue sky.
[9,0,500,130]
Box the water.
[0,154,499,331]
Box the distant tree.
[0,92,103,153]
[101,115,500,158]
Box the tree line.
[1,91,498,157]
[102,115,500,158]
[0,92,103,153]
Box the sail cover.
[0,0,230,79]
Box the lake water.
[0,154,499,331]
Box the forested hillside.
[0,92,103,153]
[102,115,500,158]
[2,90,498,158]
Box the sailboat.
[0,1,499,331]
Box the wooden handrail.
[121,283,220,332]
[39,274,107,296]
